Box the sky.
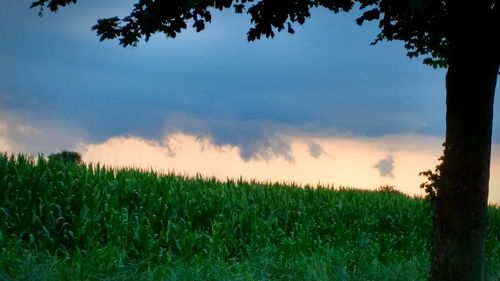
[1,1,499,203]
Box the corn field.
[1,153,499,280]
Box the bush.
[48,150,83,165]
[419,155,443,204]
[376,185,406,196]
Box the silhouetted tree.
[31,1,499,280]
[48,150,83,165]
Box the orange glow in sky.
[80,132,500,204]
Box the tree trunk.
[429,4,499,278]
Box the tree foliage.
[31,0,498,68]
[419,154,442,204]
[48,150,83,165]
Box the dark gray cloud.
[307,141,325,159]
[252,137,294,162]
[2,1,499,159]
[373,155,395,178]
[160,113,296,161]
[0,112,84,155]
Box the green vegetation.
[47,150,83,166]
[1,153,499,280]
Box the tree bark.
[429,3,499,279]
[430,57,498,281]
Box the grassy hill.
[1,153,499,280]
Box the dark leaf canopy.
[31,0,499,67]
[47,150,83,165]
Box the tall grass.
[0,153,499,280]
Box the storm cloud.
[307,141,326,159]
[0,1,464,162]
[373,154,395,178]
[0,112,85,155]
